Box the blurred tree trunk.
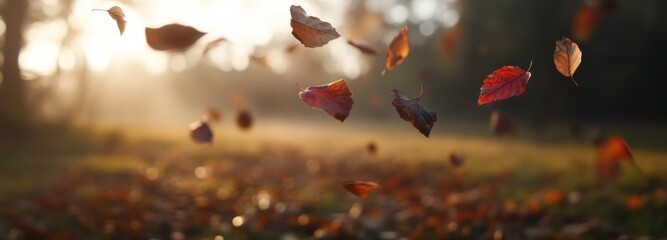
[0,0,30,136]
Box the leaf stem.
[417,84,425,100]
[570,76,579,87]
[91,9,108,12]
[295,83,305,91]
[526,60,534,72]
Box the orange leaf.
[382,26,410,75]
[553,37,582,86]
[339,181,380,199]
[290,5,340,48]
[596,136,643,179]
[439,25,462,57]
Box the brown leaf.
[490,110,515,136]
[290,5,340,48]
[236,109,253,131]
[145,24,206,51]
[92,6,126,35]
[390,85,437,137]
[554,37,582,86]
[202,37,228,55]
[298,79,354,122]
[190,121,213,144]
[339,181,380,199]
[382,26,410,75]
[347,40,377,55]
[596,136,644,179]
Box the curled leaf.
[347,40,377,55]
[236,109,253,131]
[92,6,126,35]
[190,121,213,144]
[298,79,354,122]
[339,181,380,199]
[203,37,228,55]
[145,24,206,51]
[390,86,437,137]
[596,136,644,180]
[554,37,582,86]
[490,110,515,136]
[382,26,410,75]
[290,5,340,48]
[478,61,533,105]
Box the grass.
[0,120,665,239]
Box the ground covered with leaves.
[0,123,666,240]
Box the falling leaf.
[92,6,126,35]
[596,136,644,179]
[347,40,377,55]
[145,24,206,51]
[202,37,228,55]
[382,26,410,75]
[449,153,464,167]
[489,110,515,136]
[478,61,533,106]
[289,5,340,48]
[339,181,380,199]
[625,195,645,210]
[285,44,299,53]
[390,85,437,137]
[366,141,377,155]
[298,79,354,122]
[236,109,253,131]
[203,107,221,123]
[439,25,462,57]
[190,121,213,144]
[572,0,616,41]
[554,37,582,86]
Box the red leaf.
[298,79,354,122]
[145,24,206,51]
[339,181,380,199]
[347,40,377,55]
[190,121,213,144]
[478,61,533,106]
[390,85,437,137]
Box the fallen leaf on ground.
[339,181,380,199]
